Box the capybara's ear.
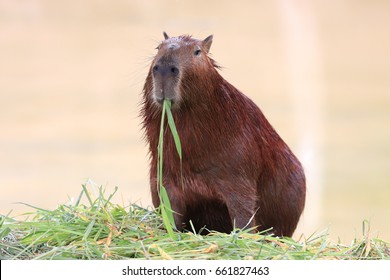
[203,35,213,53]
[163,32,169,40]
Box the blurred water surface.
[1,0,389,242]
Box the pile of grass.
[1,184,389,260]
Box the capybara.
[141,32,306,237]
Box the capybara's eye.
[194,49,202,56]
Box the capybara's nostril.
[170,66,179,75]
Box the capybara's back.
[141,32,306,237]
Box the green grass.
[0,184,389,260]
[156,99,180,239]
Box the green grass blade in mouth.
[165,99,182,160]
[156,99,177,239]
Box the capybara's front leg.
[150,174,187,231]
[161,185,187,231]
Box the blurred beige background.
[1,0,389,242]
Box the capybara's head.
[150,32,215,105]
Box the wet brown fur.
[140,33,306,237]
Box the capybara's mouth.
[155,96,164,104]
[155,96,174,107]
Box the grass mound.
[1,184,389,260]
